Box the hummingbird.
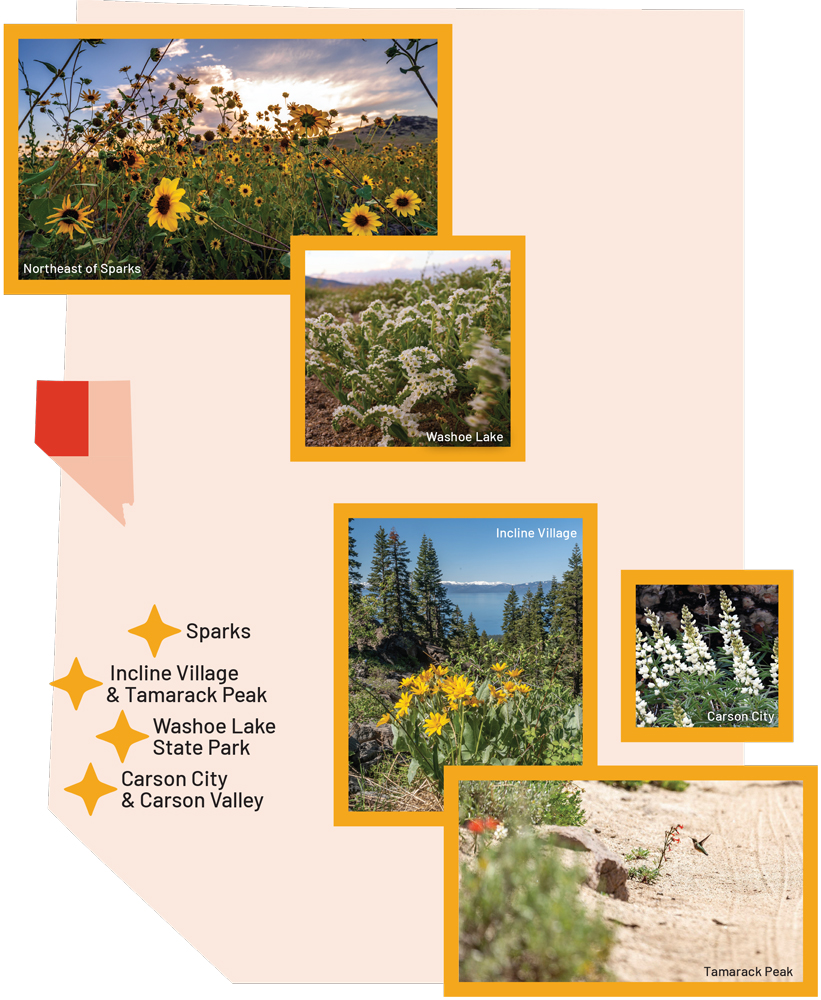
[691,833,711,856]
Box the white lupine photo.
[634,586,779,728]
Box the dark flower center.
[156,194,172,214]
[354,214,369,227]
[300,113,317,128]
[397,197,409,208]
[63,209,79,221]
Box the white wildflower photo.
[632,582,783,729]
[302,248,517,449]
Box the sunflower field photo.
[16,36,439,282]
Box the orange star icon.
[50,658,103,710]
[64,763,117,816]
[96,711,150,762]
[128,604,181,657]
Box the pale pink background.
[51,5,744,983]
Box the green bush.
[460,831,613,982]
[601,780,689,793]
[459,780,585,828]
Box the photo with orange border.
[290,235,525,462]
[444,764,817,995]
[334,502,597,827]
[7,23,452,295]
[621,571,793,743]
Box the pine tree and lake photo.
[347,517,585,812]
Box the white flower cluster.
[719,590,764,696]
[305,266,511,446]
[635,626,671,691]
[643,609,685,677]
[491,822,509,843]
[636,690,657,726]
[680,605,717,676]
[771,637,779,687]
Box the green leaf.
[18,215,37,233]
[35,60,59,75]
[407,756,419,785]
[462,719,476,755]
[280,253,290,270]
[481,744,493,764]
[28,197,62,229]
[19,162,60,186]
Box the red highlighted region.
[34,380,133,524]
[35,381,89,456]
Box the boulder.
[541,825,630,901]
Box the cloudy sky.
[18,37,438,140]
[306,250,511,286]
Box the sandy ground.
[460,780,804,984]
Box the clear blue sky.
[351,517,583,584]
[18,37,437,141]
[306,250,510,286]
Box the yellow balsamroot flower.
[423,712,449,738]
[341,204,383,236]
[147,177,190,232]
[289,103,330,137]
[433,664,449,677]
[494,689,510,704]
[410,678,429,696]
[442,674,474,701]
[376,713,391,727]
[491,662,507,674]
[386,187,422,217]
[516,684,531,694]
[46,194,94,239]
[506,667,523,678]
[503,681,517,694]
[400,677,414,687]
[395,692,413,719]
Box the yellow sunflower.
[289,103,330,137]
[45,194,94,239]
[386,187,422,218]
[341,204,382,236]
[239,184,252,198]
[147,177,190,232]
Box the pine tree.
[366,526,392,622]
[501,587,521,648]
[411,534,452,641]
[523,583,546,652]
[466,612,480,650]
[384,528,413,633]
[348,519,363,606]
[449,604,467,648]
[553,545,584,694]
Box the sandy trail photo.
[572,780,803,983]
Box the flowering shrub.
[377,655,581,793]
[306,261,511,446]
[636,590,779,728]
[18,38,438,280]
[626,823,684,884]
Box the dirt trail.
[570,780,804,983]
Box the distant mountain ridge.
[306,276,356,288]
[442,580,552,594]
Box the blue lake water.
[446,591,508,635]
